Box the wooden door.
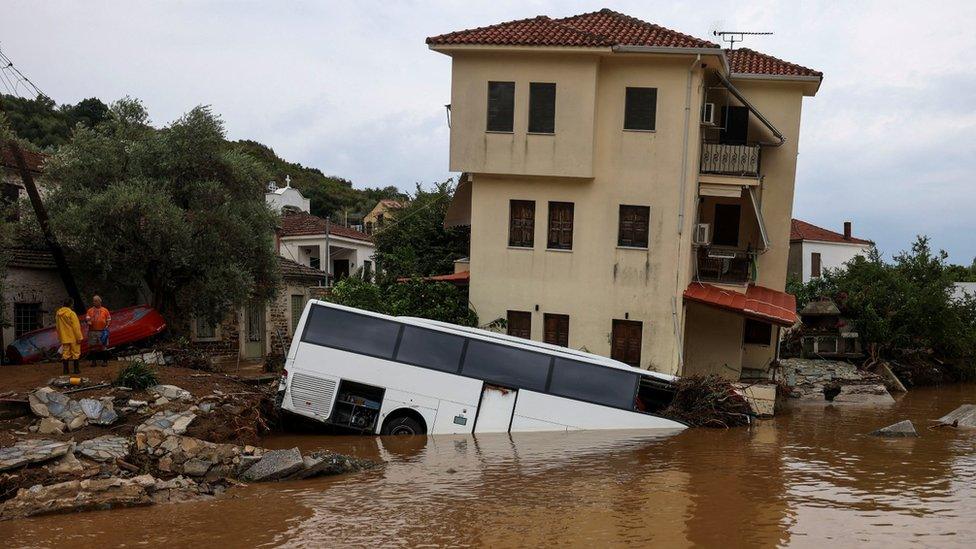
[543,313,569,347]
[507,310,531,339]
[611,319,643,367]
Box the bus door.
[473,383,517,434]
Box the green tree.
[372,180,469,282]
[0,93,108,150]
[39,99,280,322]
[328,276,477,326]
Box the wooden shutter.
[811,252,822,278]
[543,314,569,347]
[618,205,650,248]
[611,319,642,367]
[547,202,574,250]
[507,310,531,339]
[624,87,657,131]
[528,82,556,133]
[487,81,515,132]
[508,200,535,247]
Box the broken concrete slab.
[239,447,304,482]
[0,476,155,520]
[0,439,73,471]
[75,436,132,462]
[830,384,896,405]
[734,383,777,417]
[149,384,193,402]
[137,410,197,436]
[37,417,65,435]
[935,404,976,428]
[870,419,919,437]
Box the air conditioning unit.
[693,223,711,245]
[701,102,716,125]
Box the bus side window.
[461,339,550,391]
[396,325,466,373]
[301,305,400,359]
[549,358,639,409]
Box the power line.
[0,46,45,98]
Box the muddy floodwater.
[3,384,975,547]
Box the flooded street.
[3,384,975,547]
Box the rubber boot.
[62,360,69,375]
[73,360,80,374]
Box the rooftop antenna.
[713,30,773,50]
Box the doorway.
[333,259,350,280]
[473,384,518,433]
[712,204,741,247]
[244,301,266,359]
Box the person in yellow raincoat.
[55,298,83,375]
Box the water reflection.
[1,385,973,548]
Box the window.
[395,325,465,373]
[624,87,657,131]
[290,295,306,334]
[362,260,373,281]
[712,204,741,247]
[193,315,218,341]
[743,318,772,345]
[309,256,321,270]
[611,319,642,367]
[547,202,574,250]
[549,358,638,409]
[543,313,569,347]
[508,200,535,248]
[528,82,556,133]
[487,81,515,132]
[302,305,400,359]
[13,302,41,338]
[461,339,550,391]
[811,252,822,278]
[507,310,531,339]
[618,205,650,248]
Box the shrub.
[115,360,159,390]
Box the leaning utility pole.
[4,140,86,313]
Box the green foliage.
[115,360,159,390]
[40,99,280,322]
[372,181,469,282]
[0,93,109,150]
[328,276,477,327]
[791,237,976,363]
[230,140,406,220]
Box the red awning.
[684,282,798,326]
[397,271,470,285]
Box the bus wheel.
[382,415,425,436]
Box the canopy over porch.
[683,282,798,326]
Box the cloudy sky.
[3,1,975,263]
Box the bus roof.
[306,300,677,383]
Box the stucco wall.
[791,240,873,283]
[682,302,743,379]
[278,235,375,276]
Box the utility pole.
[324,216,332,286]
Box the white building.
[265,176,311,214]
[788,219,874,282]
[277,211,375,281]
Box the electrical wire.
[0,47,45,98]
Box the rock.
[37,417,65,435]
[137,410,197,436]
[128,400,148,408]
[75,436,132,462]
[154,397,170,406]
[182,458,214,477]
[149,385,193,402]
[870,419,919,437]
[47,451,85,475]
[831,384,896,405]
[80,398,104,420]
[67,414,87,431]
[0,439,73,471]
[0,476,154,520]
[239,447,304,482]
[28,388,54,417]
[935,404,976,428]
[198,402,215,413]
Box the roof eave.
[730,72,823,96]
[429,43,613,55]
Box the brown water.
[2,384,975,548]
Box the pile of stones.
[779,359,894,404]
[27,387,118,434]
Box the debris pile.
[28,387,118,432]
[935,404,976,428]
[779,359,894,404]
[661,375,754,428]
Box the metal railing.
[700,142,761,177]
[696,248,754,285]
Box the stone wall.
[2,266,66,345]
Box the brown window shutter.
[528,82,556,134]
[618,205,649,247]
[507,310,532,339]
[611,319,642,367]
[547,202,574,250]
[624,87,657,131]
[811,252,822,278]
[543,314,569,347]
[508,200,535,247]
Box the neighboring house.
[788,219,873,282]
[277,210,376,281]
[952,282,976,303]
[1,247,66,349]
[430,9,822,379]
[265,175,311,214]
[363,199,405,235]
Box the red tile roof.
[684,282,799,326]
[279,211,372,242]
[726,48,822,78]
[397,271,470,285]
[5,247,57,269]
[790,219,872,245]
[1,147,46,174]
[277,256,327,282]
[427,9,718,49]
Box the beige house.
[431,9,821,379]
[363,199,405,235]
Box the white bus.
[277,300,687,435]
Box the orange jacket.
[86,306,111,330]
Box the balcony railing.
[700,142,761,177]
[696,248,755,285]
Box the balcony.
[696,247,755,285]
[700,142,760,178]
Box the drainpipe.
[715,71,786,147]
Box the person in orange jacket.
[55,297,83,375]
[85,295,111,368]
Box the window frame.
[486,81,516,133]
[546,201,574,251]
[13,302,42,339]
[743,318,773,346]
[527,82,556,134]
[394,324,467,374]
[508,200,536,248]
[506,310,532,339]
[548,357,640,410]
[191,315,221,342]
[617,205,650,249]
[624,87,658,131]
[811,252,822,278]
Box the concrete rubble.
[28,387,118,431]
[870,419,919,437]
[76,436,132,462]
[149,384,193,402]
[779,359,895,404]
[0,439,73,472]
[935,404,976,428]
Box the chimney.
[843,221,852,240]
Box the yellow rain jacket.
[56,306,83,345]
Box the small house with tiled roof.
[788,219,874,283]
[277,210,376,281]
[363,198,406,235]
[429,8,821,380]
